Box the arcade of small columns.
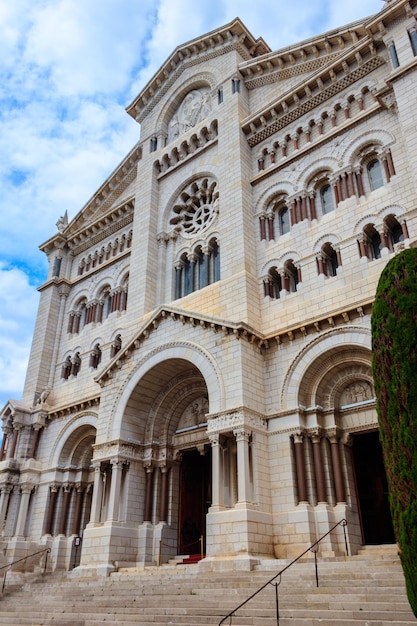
[291,429,348,507]
[0,418,45,539]
[82,425,257,532]
[44,482,93,537]
[0,425,348,547]
[258,149,397,239]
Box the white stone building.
[1,0,417,574]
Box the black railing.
[219,519,348,626]
[0,548,51,593]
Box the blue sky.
[0,0,383,408]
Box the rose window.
[170,177,218,238]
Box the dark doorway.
[178,448,211,555]
[352,430,395,544]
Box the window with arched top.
[367,159,384,191]
[110,334,122,358]
[268,268,282,299]
[317,242,340,277]
[320,184,335,214]
[278,206,290,235]
[363,224,382,260]
[175,240,220,299]
[89,344,102,369]
[284,260,300,292]
[384,215,405,250]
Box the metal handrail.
[219,518,348,626]
[0,548,51,593]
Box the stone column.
[0,485,12,533]
[311,432,327,503]
[14,485,33,537]
[358,234,367,259]
[0,432,8,461]
[9,427,19,459]
[159,466,169,522]
[382,155,391,182]
[29,425,42,459]
[188,253,197,293]
[309,194,316,220]
[144,465,154,522]
[209,433,223,510]
[58,484,72,535]
[400,217,409,240]
[71,484,84,536]
[90,465,104,524]
[267,214,274,240]
[293,433,308,503]
[259,216,266,240]
[234,428,251,504]
[45,484,59,535]
[329,434,346,503]
[355,169,364,197]
[316,254,325,276]
[107,460,124,522]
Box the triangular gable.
[126,18,270,123]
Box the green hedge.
[371,247,417,617]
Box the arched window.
[175,241,220,300]
[367,159,384,191]
[284,260,300,292]
[268,268,282,299]
[318,243,340,276]
[278,206,290,235]
[110,334,122,358]
[89,344,102,369]
[320,184,335,214]
[324,243,339,276]
[61,357,72,380]
[363,224,382,260]
[384,215,405,250]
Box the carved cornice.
[242,41,385,147]
[67,200,134,253]
[46,396,100,421]
[96,300,374,384]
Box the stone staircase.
[0,545,415,625]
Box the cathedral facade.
[1,0,417,574]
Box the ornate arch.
[280,327,371,410]
[49,413,98,467]
[107,341,225,441]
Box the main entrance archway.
[117,355,213,564]
[352,430,395,545]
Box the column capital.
[292,431,305,445]
[208,433,220,446]
[21,484,35,495]
[310,428,324,443]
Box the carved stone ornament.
[177,395,209,431]
[167,88,212,143]
[169,177,219,238]
[207,410,267,433]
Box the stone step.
[0,552,414,626]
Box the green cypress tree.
[371,247,417,617]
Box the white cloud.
[0,264,39,408]
[0,0,385,405]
